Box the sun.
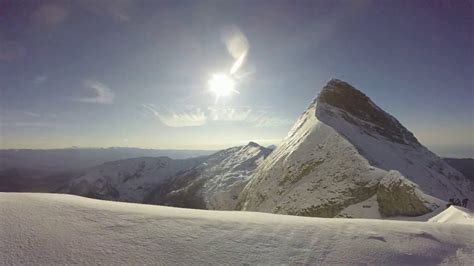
[208,73,239,102]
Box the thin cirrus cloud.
[74,80,115,104]
[33,75,48,85]
[79,0,135,22]
[209,107,293,128]
[0,110,57,128]
[142,104,292,128]
[23,111,40,117]
[142,104,207,127]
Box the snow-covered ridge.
[65,142,272,210]
[144,142,272,210]
[65,156,207,202]
[238,79,473,218]
[1,193,473,265]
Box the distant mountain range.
[59,142,272,210]
[0,147,214,171]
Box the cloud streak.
[142,104,207,127]
[75,80,115,104]
[209,107,293,127]
[143,104,292,128]
[80,0,135,22]
[33,75,48,85]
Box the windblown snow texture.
[1,193,473,265]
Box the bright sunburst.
[208,73,239,103]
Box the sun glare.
[208,73,238,102]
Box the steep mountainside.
[238,79,473,218]
[64,142,271,208]
[144,142,272,210]
[65,156,205,202]
[444,158,474,182]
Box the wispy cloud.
[33,75,48,85]
[141,103,159,117]
[23,111,40,117]
[142,104,292,128]
[75,80,115,104]
[0,110,59,128]
[209,107,293,127]
[142,104,207,127]
[80,0,135,22]
[247,112,294,128]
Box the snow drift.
[1,193,473,265]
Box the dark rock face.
[318,79,419,146]
[377,180,432,217]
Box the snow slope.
[239,79,473,218]
[429,206,474,224]
[144,142,272,210]
[65,142,271,209]
[1,193,473,265]
[65,156,205,202]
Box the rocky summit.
[237,79,473,218]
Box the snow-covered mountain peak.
[245,141,261,148]
[238,79,473,218]
[316,79,418,146]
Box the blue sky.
[0,0,472,157]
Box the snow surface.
[429,206,474,225]
[1,193,473,265]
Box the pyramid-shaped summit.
[237,79,473,218]
[317,79,418,146]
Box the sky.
[0,0,472,157]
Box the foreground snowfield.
[1,193,473,265]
